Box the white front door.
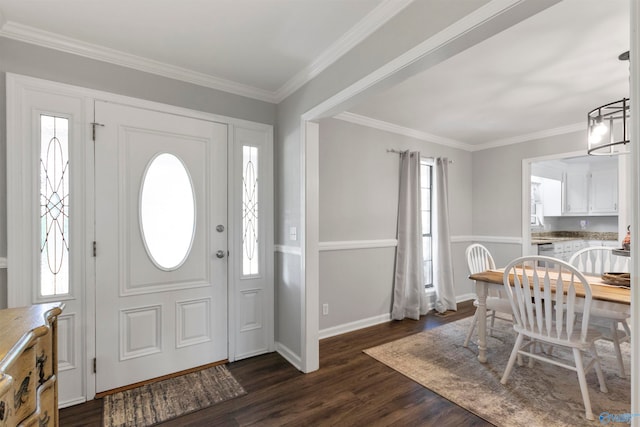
[94,101,228,392]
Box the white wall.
[544,216,618,232]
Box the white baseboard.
[319,313,391,339]
[275,341,302,371]
[319,292,476,340]
[59,396,87,409]
[456,293,476,303]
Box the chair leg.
[610,321,626,377]
[622,319,631,337]
[501,333,524,385]
[489,310,496,337]
[508,314,525,366]
[463,309,479,347]
[591,344,608,394]
[572,348,595,421]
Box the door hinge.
[93,241,97,257]
[91,122,104,141]
[93,358,97,373]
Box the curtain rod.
[386,149,454,163]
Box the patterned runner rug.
[103,365,246,427]
[364,316,630,427]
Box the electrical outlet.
[322,303,329,315]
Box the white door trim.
[228,123,275,361]
[6,74,92,406]
[6,73,273,401]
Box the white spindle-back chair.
[569,246,630,377]
[571,246,629,275]
[463,244,512,348]
[500,256,608,421]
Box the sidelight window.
[242,145,259,276]
[40,115,70,296]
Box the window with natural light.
[139,153,196,271]
[40,114,70,296]
[421,159,433,289]
[242,145,259,276]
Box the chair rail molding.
[459,235,523,245]
[317,236,523,250]
[318,239,397,251]
[274,245,302,256]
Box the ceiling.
[347,0,630,149]
[0,0,399,102]
[0,0,630,150]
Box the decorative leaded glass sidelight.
[242,146,259,276]
[40,115,70,296]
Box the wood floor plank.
[60,301,493,426]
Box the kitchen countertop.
[531,231,618,245]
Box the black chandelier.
[587,97,630,155]
[587,51,630,156]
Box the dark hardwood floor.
[60,301,492,426]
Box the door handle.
[216,250,225,259]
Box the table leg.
[476,280,488,363]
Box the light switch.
[289,226,297,241]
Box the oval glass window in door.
[140,153,196,270]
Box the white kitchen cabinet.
[537,240,587,262]
[540,177,562,216]
[589,168,618,213]
[564,169,589,214]
[562,160,617,216]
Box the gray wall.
[318,118,474,331]
[472,130,587,238]
[274,0,498,360]
[0,37,276,308]
[471,130,591,268]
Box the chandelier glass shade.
[587,97,630,155]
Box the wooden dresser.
[0,303,63,427]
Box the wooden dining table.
[468,268,631,363]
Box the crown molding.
[335,112,586,153]
[0,21,278,103]
[0,1,413,105]
[274,0,413,102]
[472,122,585,151]
[334,112,474,151]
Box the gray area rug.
[103,365,246,427]
[364,317,630,426]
